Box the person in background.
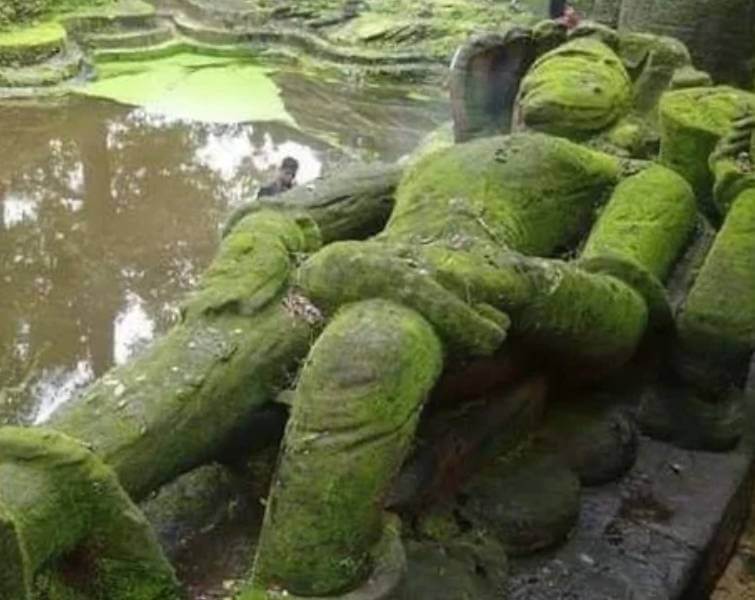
[549,0,580,29]
[258,156,299,198]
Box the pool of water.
[0,67,449,425]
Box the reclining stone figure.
[1,18,754,600]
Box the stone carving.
[0,14,754,600]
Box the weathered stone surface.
[536,400,639,486]
[396,533,508,600]
[140,463,242,560]
[506,438,753,600]
[461,455,582,557]
[617,0,755,85]
[449,28,535,142]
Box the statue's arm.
[222,162,403,243]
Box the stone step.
[83,25,175,49]
[0,44,84,90]
[0,21,68,68]
[91,38,254,63]
[61,0,159,34]
[175,0,268,28]
[173,15,442,67]
[93,39,187,62]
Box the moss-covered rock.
[0,44,82,86]
[517,37,631,138]
[252,300,443,596]
[397,533,508,600]
[535,399,638,485]
[0,21,66,66]
[459,455,581,556]
[0,427,179,600]
[659,86,755,214]
[140,463,241,559]
[638,383,744,451]
[0,0,115,29]
[322,0,532,61]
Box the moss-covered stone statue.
[1,15,754,600]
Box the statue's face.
[517,37,631,139]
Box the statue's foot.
[638,383,744,451]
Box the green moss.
[0,21,65,66]
[405,120,454,166]
[50,212,319,499]
[297,241,509,357]
[677,189,755,390]
[518,38,631,138]
[582,165,697,281]
[0,0,117,30]
[324,0,533,60]
[659,86,755,211]
[669,66,713,90]
[0,46,81,86]
[183,211,320,320]
[252,299,442,596]
[0,427,179,599]
[78,52,297,124]
[0,20,64,47]
[618,31,690,73]
[386,133,621,256]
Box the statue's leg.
[48,210,320,499]
[250,299,443,597]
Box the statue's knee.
[251,301,443,596]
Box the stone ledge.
[0,21,67,67]
[507,437,753,600]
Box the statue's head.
[516,37,631,138]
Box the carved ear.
[449,27,536,143]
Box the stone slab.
[508,437,753,600]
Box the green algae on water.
[78,53,297,125]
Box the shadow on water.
[0,72,449,426]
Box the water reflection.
[0,75,448,424]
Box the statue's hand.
[710,113,755,213]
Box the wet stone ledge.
[507,437,753,600]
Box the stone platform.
[508,438,753,600]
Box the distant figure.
[258,156,299,198]
[549,0,580,29]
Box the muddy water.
[0,72,448,426]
